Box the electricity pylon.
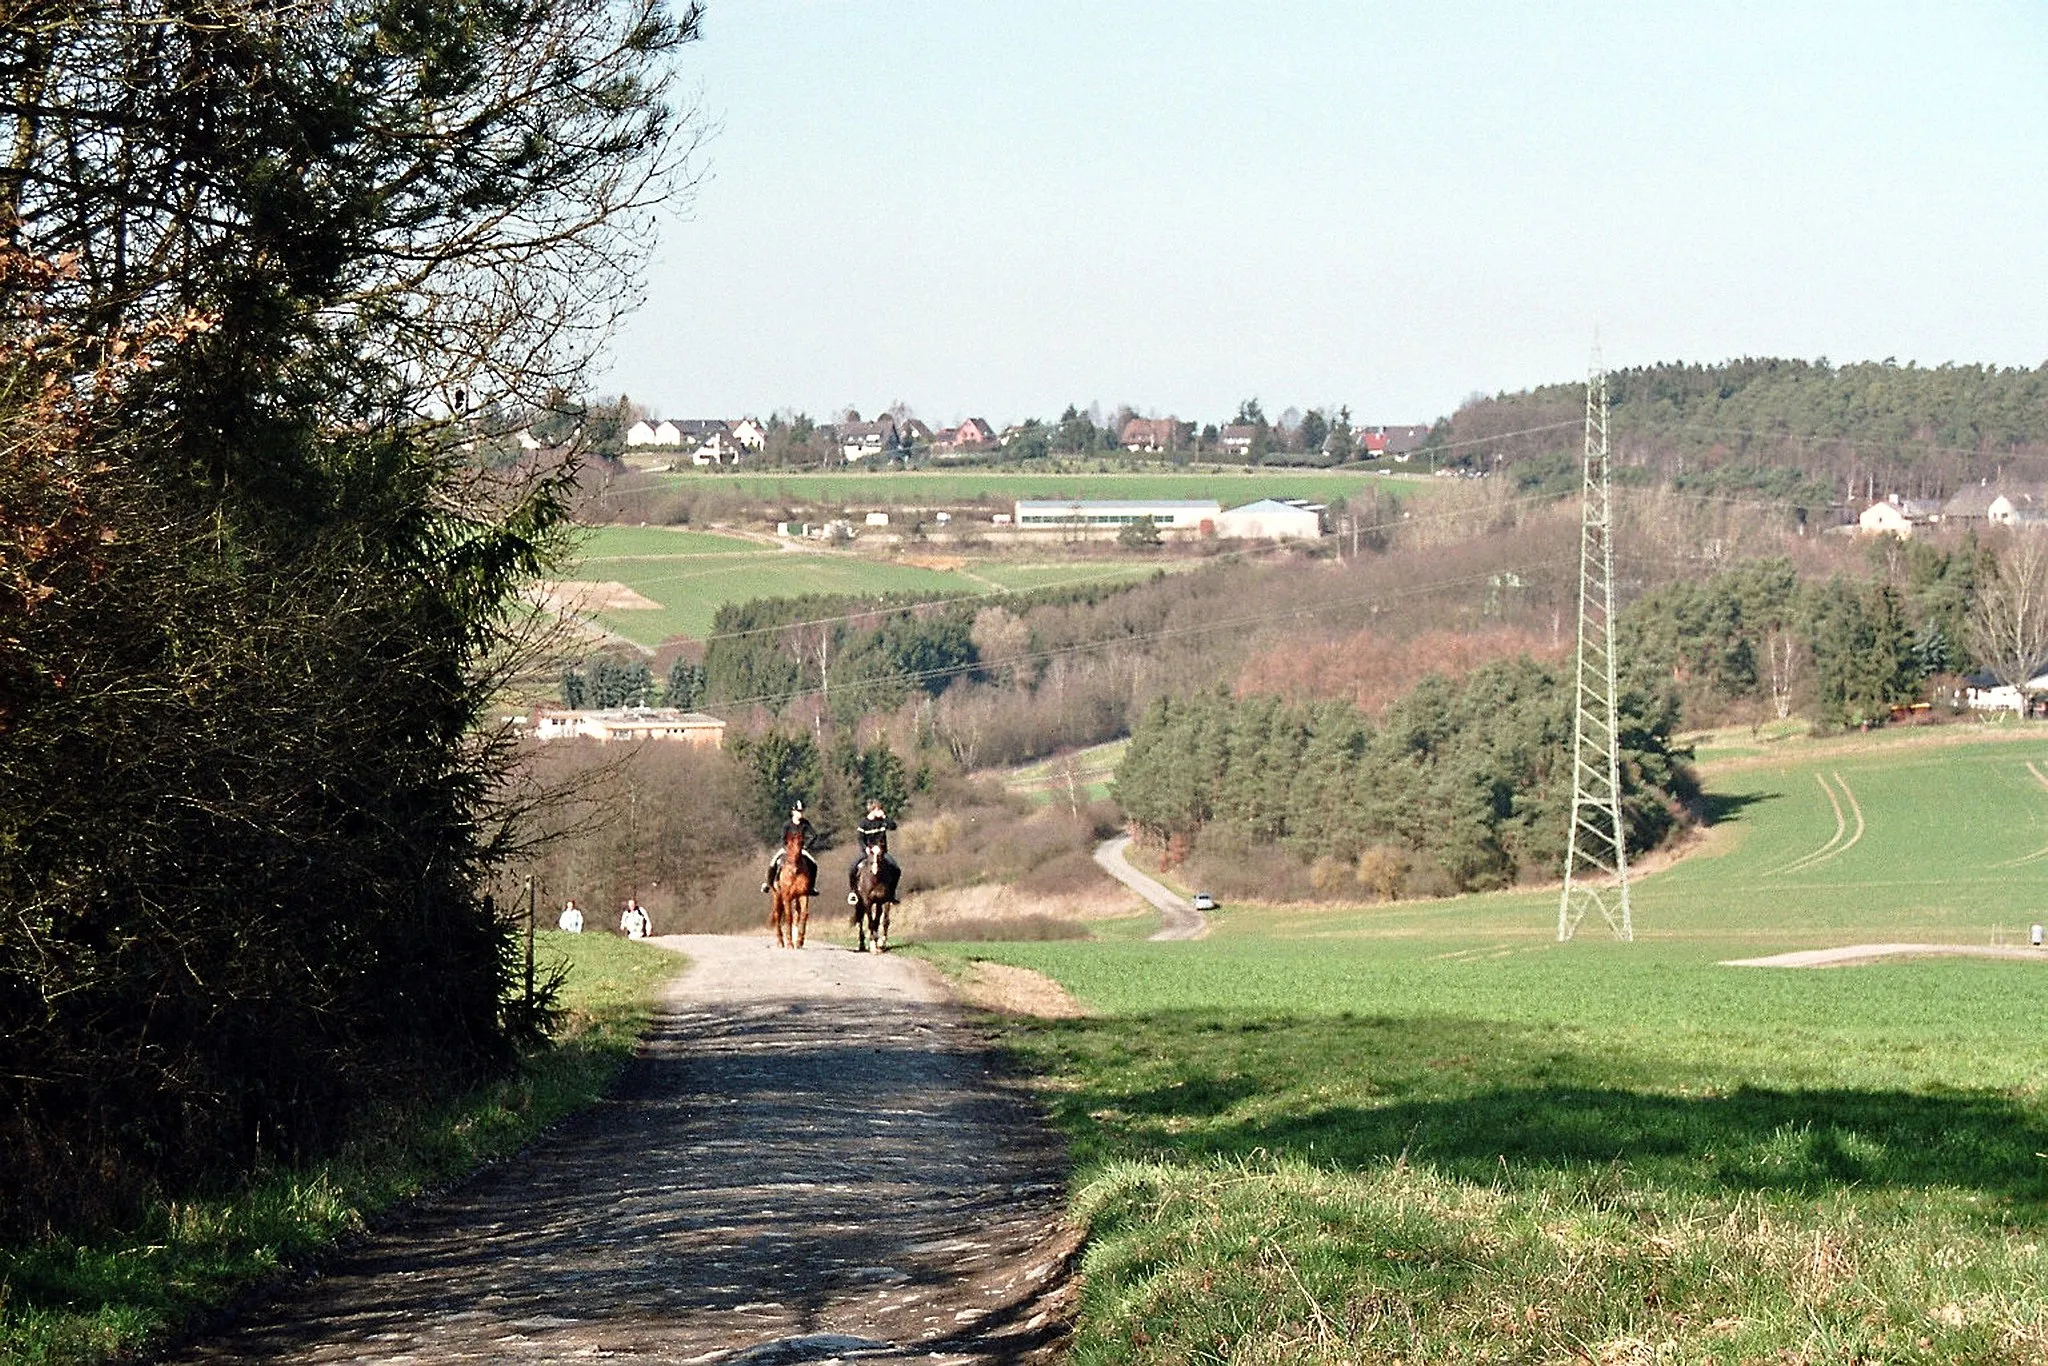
[1558,365,1632,942]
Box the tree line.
[1436,358,2048,503]
[1622,542,1986,728]
[1113,662,1692,895]
[0,0,699,1236]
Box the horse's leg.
[795,893,809,948]
[770,890,784,948]
[876,900,889,953]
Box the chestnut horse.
[851,842,895,953]
[770,826,812,948]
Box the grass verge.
[926,938,2048,1363]
[0,931,681,1365]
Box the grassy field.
[1,933,683,1366]
[996,738,1128,806]
[568,524,1177,645]
[928,729,2048,1363]
[648,466,1435,507]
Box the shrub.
[1354,846,1409,901]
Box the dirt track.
[1723,942,2048,968]
[171,935,1077,1365]
[1093,835,1206,940]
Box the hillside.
[1436,358,2048,505]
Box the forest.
[1433,358,2048,502]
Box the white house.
[1858,496,1940,538]
[625,419,660,447]
[839,418,897,462]
[1962,669,2048,714]
[530,707,726,747]
[1214,498,1325,540]
[732,417,768,451]
[692,431,744,465]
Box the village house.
[1119,417,1181,453]
[838,418,898,462]
[953,417,996,448]
[1940,482,2048,527]
[692,430,744,465]
[1218,424,1259,456]
[1857,494,1942,538]
[1364,424,1432,460]
[731,417,768,451]
[625,418,730,449]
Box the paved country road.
[173,935,1077,1365]
[1093,835,1207,941]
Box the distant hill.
[1432,358,2048,507]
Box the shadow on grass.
[1697,788,1778,825]
[1027,1011,2048,1209]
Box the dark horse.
[851,841,897,953]
[770,826,812,948]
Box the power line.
[1559,366,1633,944]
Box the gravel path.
[1093,835,1206,940]
[1723,942,2048,968]
[172,935,1077,1365]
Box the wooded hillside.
[1437,359,2048,503]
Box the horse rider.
[761,799,819,893]
[848,798,900,905]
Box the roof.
[1224,498,1321,516]
[1945,483,2048,518]
[1015,499,1221,512]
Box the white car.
[1191,892,1217,911]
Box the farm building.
[530,707,727,747]
[1858,495,1941,538]
[1214,498,1324,540]
[1013,499,1221,533]
[1961,671,2048,716]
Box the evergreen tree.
[666,658,706,710]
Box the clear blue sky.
[601,1,2047,428]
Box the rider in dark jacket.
[762,800,818,892]
[847,799,899,904]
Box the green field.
[998,738,1128,805]
[569,524,1174,645]
[930,731,2048,1363]
[651,466,1432,507]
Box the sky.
[600,1,2048,429]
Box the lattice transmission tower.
[1558,365,1633,942]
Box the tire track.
[1766,771,1845,876]
[1771,771,1864,876]
[1996,760,2048,867]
